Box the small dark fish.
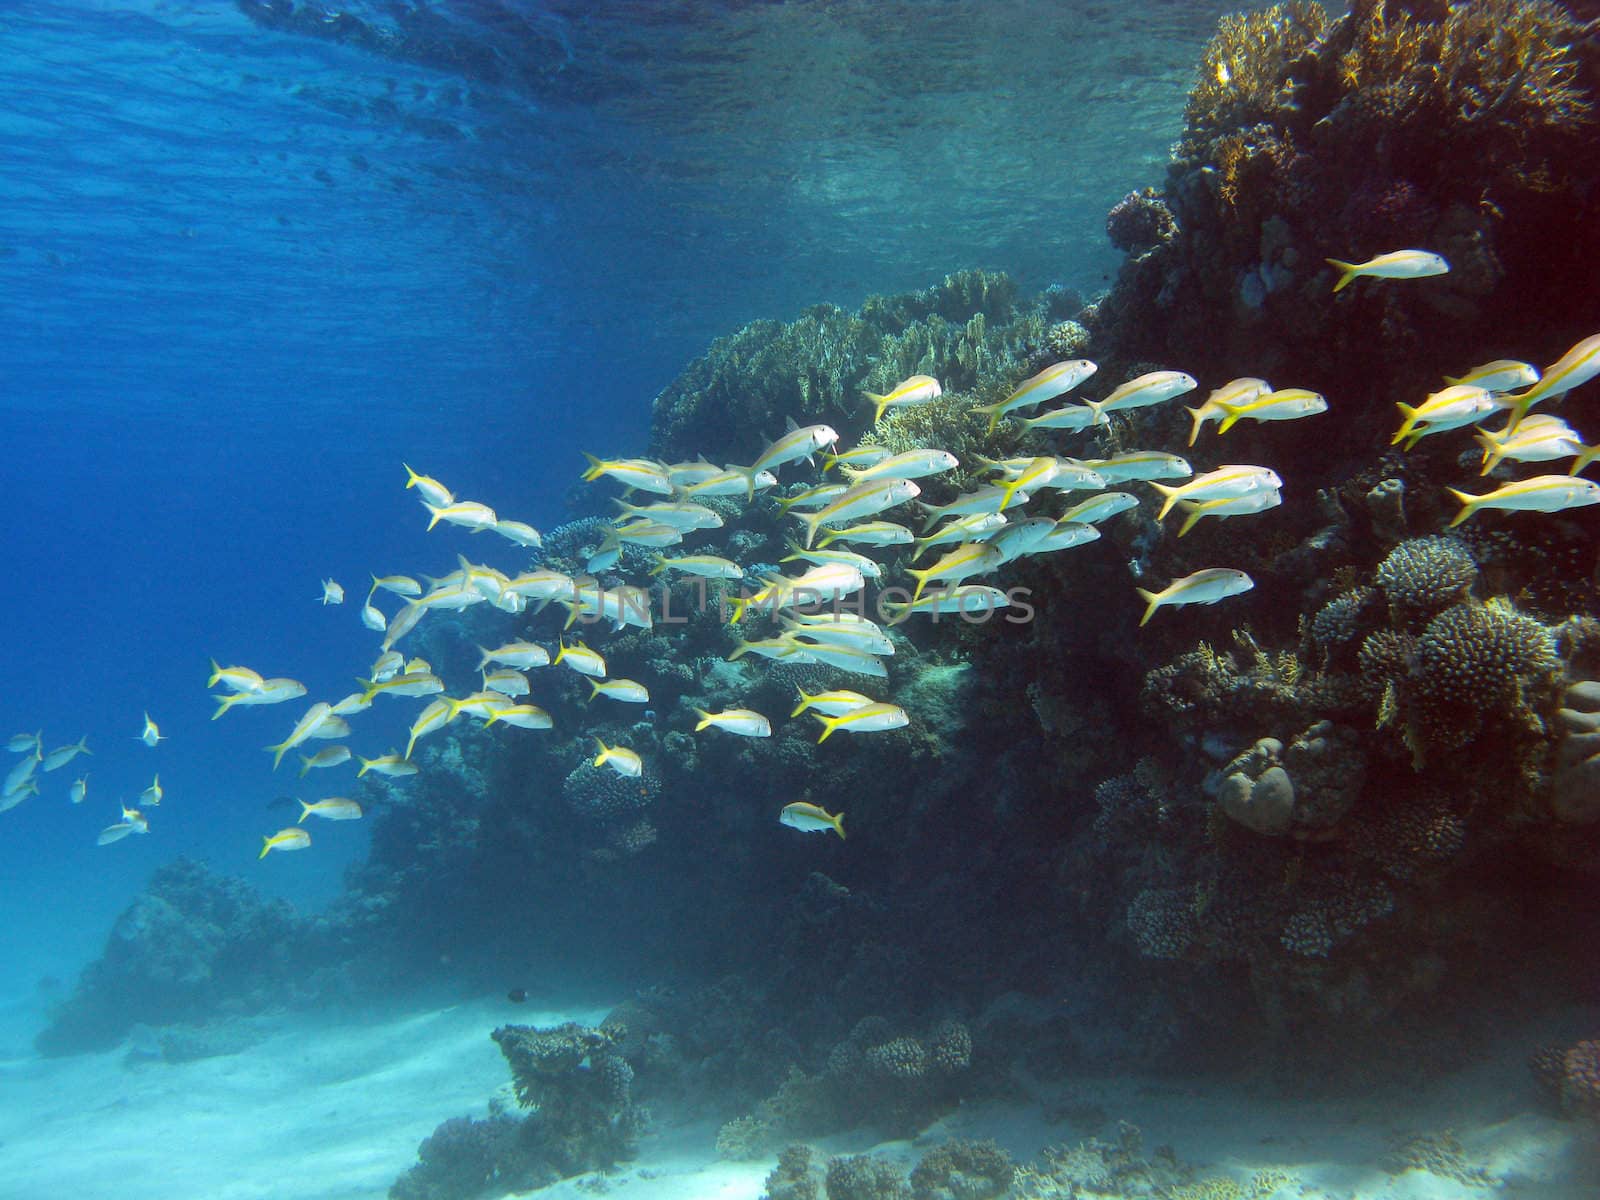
[266,795,298,812]
[507,988,528,1004]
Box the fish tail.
[298,800,312,824]
[424,503,444,531]
[1446,488,1480,528]
[266,741,290,770]
[1149,481,1180,521]
[1135,586,1161,627]
[790,689,813,718]
[212,693,237,721]
[813,712,838,743]
[592,738,612,767]
[801,511,822,550]
[1472,432,1504,475]
[298,756,312,779]
[1326,258,1359,293]
[815,529,841,548]
[259,836,273,860]
[1213,401,1245,435]
[1085,398,1108,427]
[1570,443,1600,476]
[1176,504,1203,538]
[559,601,579,631]
[821,450,840,472]
[648,555,667,576]
[357,758,372,778]
[781,539,806,563]
[1184,405,1207,448]
[476,644,494,670]
[1505,395,1535,434]
[580,451,607,482]
[586,679,601,703]
[402,462,422,490]
[207,657,223,688]
[694,708,714,732]
[862,389,889,425]
[833,812,846,840]
[907,568,930,605]
[735,465,758,502]
[1391,402,1418,445]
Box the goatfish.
[493,519,543,548]
[478,642,550,670]
[41,736,91,772]
[1213,387,1327,433]
[812,702,909,743]
[553,640,607,678]
[1175,489,1283,536]
[589,678,650,704]
[98,813,151,846]
[917,486,1030,532]
[266,703,338,769]
[361,601,387,632]
[986,517,1058,564]
[321,579,344,606]
[1020,404,1099,434]
[424,500,498,532]
[0,779,36,813]
[863,374,941,425]
[905,542,1004,603]
[482,669,531,697]
[776,484,850,513]
[1392,385,1497,448]
[69,775,87,804]
[1445,359,1541,393]
[815,521,915,548]
[612,498,723,529]
[5,732,40,754]
[683,467,778,496]
[796,477,922,548]
[996,456,1061,510]
[371,651,405,682]
[360,672,445,702]
[1081,451,1191,483]
[1136,568,1255,625]
[1503,333,1600,430]
[666,458,725,487]
[1149,465,1282,520]
[1027,521,1101,555]
[580,453,674,496]
[782,542,882,581]
[791,688,877,717]
[331,691,373,717]
[139,712,165,748]
[1087,370,1198,425]
[447,692,514,722]
[1474,415,1598,475]
[781,639,889,677]
[651,553,744,580]
[298,798,362,823]
[822,445,892,472]
[841,448,959,483]
[586,532,621,573]
[503,569,578,602]
[212,678,308,719]
[405,698,456,759]
[611,519,685,548]
[357,752,418,778]
[780,801,845,839]
[1447,474,1600,526]
[741,420,841,497]
[973,359,1097,432]
[140,774,163,806]
[914,511,1008,556]
[485,704,553,730]
[1326,249,1449,293]
[562,581,654,631]
[370,574,423,598]
[728,637,820,663]
[259,827,311,858]
[209,660,266,694]
[730,563,867,621]
[1186,378,1271,446]
[1058,492,1140,525]
[593,739,643,777]
[780,614,894,655]
[694,708,772,737]
[402,463,453,508]
[299,747,352,777]
[4,753,40,798]
[382,601,427,651]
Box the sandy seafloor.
[0,995,1595,1200]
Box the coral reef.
[490,1021,642,1173]
[908,1139,1015,1200]
[763,1144,822,1200]
[389,1115,549,1200]
[1530,1037,1600,1118]
[825,1154,911,1200]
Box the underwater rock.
[908,1138,1015,1200]
[1218,722,1365,837]
[1364,478,1409,544]
[1551,679,1600,823]
[825,1154,911,1200]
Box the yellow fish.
[259,827,311,858]
[863,374,941,424]
[1447,474,1600,526]
[298,798,362,823]
[1326,249,1449,293]
[779,801,845,839]
[593,739,643,777]
[1135,568,1254,625]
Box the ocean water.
[4,2,1599,1199]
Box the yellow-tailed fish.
[1186,378,1270,446]
[298,746,352,777]
[371,651,405,682]
[790,688,877,717]
[986,517,1058,564]
[447,692,514,722]
[1081,451,1191,484]
[361,601,387,633]
[1019,404,1099,434]
[905,542,1004,603]
[973,359,1097,432]
[370,574,422,598]
[815,521,915,548]
[553,640,607,678]
[728,636,820,663]
[504,569,577,602]
[580,453,674,496]
[406,698,456,758]
[259,827,311,858]
[880,585,1012,621]
[493,519,543,548]
[781,640,888,677]
[840,449,959,483]
[913,511,1008,554]
[780,801,845,838]
[780,614,894,655]
[822,445,892,472]
[1149,465,1282,520]
[298,797,362,823]
[1135,568,1254,625]
[1024,521,1101,555]
[593,738,643,777]
[212,678,308,720]
[612,498,723,529]
[611,519,685,548]
[139,712,165,748]
[209,659,266,694]
[1445,359,1541,393]
[781,542,881,581]
[775,484,851,513]
[357,752,418,777]
[694,708,772,737]
[742,420,841,496]
[684,467,778,497]
[382,601,427,651]
[403,463,453,508]
[1086,370,1198,425]
[916,486,1029,532]
[482,669,532,698]
[651,553,743,580]
[4,752,40,797]
[404,657,432,674]
[41,736,91,772]
[424,500,498,532]
[1447,474,1600,527]
[562,581,654,631]
[1175,489,1283,536]
[586,530,622,573]
[1503,333,1600,429]
[996,456,1059,510]
[863,374,940,424]
[96,819,141,845]
[140,774,163,806]
[812,702,909,743]
[485,704,553,731]
[360,672,445,702]
[265,702,332,768]
[321,578,345,605]
[1058,492,1140,525]
[666,458,725,487]
[478,642,550,670]
[589,678,650,704]
[1326,249,1449,292]
[1214,387,1327,433]
[1474,415,1597,475]
[1392,385,1496,447]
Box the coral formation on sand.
[908,1139,1015,1200]
[825,1154,911,1200]
[763,1144,822,1200]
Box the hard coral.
[908,1139,1015,1200]
[1184,3,1331,151]
[1374,536,1477,627]
[826,1154,911,1200]
[1106,189,1178,254]
[1409,600,1557,752]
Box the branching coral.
[1184,2,1331,151]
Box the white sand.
[0,996,1594,1200]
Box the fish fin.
[1446,488,1479,528]
[694,708,714,732]
[801,511,822,549]
[789,689,813,719]
[207,657,223,688]
[833,812,846,840]
[357,758,372,778]
[813,712,838,743]
[1176,506,1203,538]
[580,451,607,482]
[1571,444,1600,476]
[1391,402,1418,444]
[585,679,602,703]
[592,737,611,767]
[1184,405,1206,447]
[1085,398,1108,427]
[1149,480,1179,520]
[259,836,273,860]
[424,503,444,531]
[648,555,667,576]
[298,800,312,823]
[212,693,238,721]
[1135,586,1161,627]
[403,462,420,489]
[1326,258,1358,293]
[266,741,289,770]
[298,756,312,779]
